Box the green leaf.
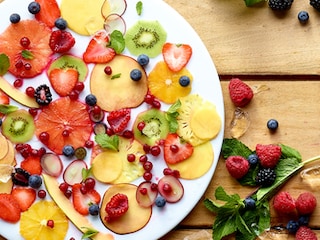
[0,104,18,114]
[213,214,237,240]
[81,227,99,239]
[221,138,253,159]
[280,144,302,161]
[244,0,264,7]
[111,73,121,79]
[0,53,10,76]
[166,100,181,133]
[82,167,92,180]
[136,1,143,15]
[21,50,34,60]
[94,133,119,151]
[109,30,125,54]
[238,164,259,186]
[215,186,237,202]
[204,198,222,212]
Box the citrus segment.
[20,201,68,240]
[148,61,192,104]
[35,97,92,154]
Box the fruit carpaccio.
[0,0,223,239]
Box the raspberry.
[104,193,129,222]
[255,168,276,187]
[228,78,253,107]
[295,192,317,215]
[268,0,294,11]
[256,144,281,169]
[295,226,317,240]
[273,191,296,214]
[225,156,250,179]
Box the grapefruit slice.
[35,97,92,154]
[0,20,53,78]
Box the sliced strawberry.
[20,155,42,175]
[83,30,116,63]
[107,108,131,133]
[49,68,79,97]
[11,187,36,212]
[72,183,101,215]
[162,42,192,72]
[163,133,194,164]
[49,30,76,53]
[0,193,21,223]
[35,0,61,28]
[104,193,129,222]
[0,90,9,104]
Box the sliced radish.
[101,0,127,19]
[63,160,87,185]
[40,153,63,177]
[136,181,158,207]
[104,14,126,35]
[158,175,184,203]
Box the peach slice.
[100,183,152,234]
[0,139,16,166]
[0,178,13,194]
[90,55,148,111]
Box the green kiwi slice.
[47,55,88,81]
[1,109,35,143]
[133,108,170,146]
[125,20,167,58]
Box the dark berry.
[310,0,320,11]
[155,196,166,207]
[268,0,293,11]
[286,220,299,234]
[130,69,142,81]
[9,13,20,24]
[28,174,42,189]
[62,145,75,157]
[89,204,99,216]
[34,84,52,105]
[298,215,310,226]
[267,119,279,131]
[247,154,259,166]
[11,168,30,186]
[28,2,41,14]
[74,147,87,160]
[255,168,276,187]
[137,54,149,67]
[244,197,256,210]
[85,94,97,106]
[38,190,47,199]
[298,11,309,24]
[55,18,68,30]
[179,76,191,87]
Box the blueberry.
[298,11,309,24]
[247,154,259,166]
[137,54,149,67]
[28,174,42,189]
[55,18,68,30]
[85,94,97,106]
[62,145,75,157]
[89,204,99,216]
[155,196,166,208]
[0,118,2,127]
[9,13,21,24]
[298,215,310,226]
[179,76,191,87]
[286,220,299,234]
[267,119,279,131]
[244,197,256,210]
[28,2,41,14]
[130,69,142,81]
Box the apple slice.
[40,153,63,177]
[101,0,127,18]
[104,14,126,35]
[136,181,158,207]
[158,175,184,203]
[0,139,16,166]
[63,160,87,185]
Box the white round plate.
[0,0,224,239]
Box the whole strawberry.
[256,144,281,168]
[296,192,317,215]
[295,226,318,240]
[228,78,253,107]
[225,156,250,179]
[273,191,296,215]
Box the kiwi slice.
[125,20,167,58]
[1,109,35,143]
[47,55,88,81]
[133,108,169,146]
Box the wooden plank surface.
[164,0,320,76]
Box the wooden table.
[161,0,320,239]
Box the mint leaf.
[109,30,125,54]
[244,0,264,7]
[21,50,34,60]
[94,133,119,151]
[0,104,18,114]
[280,144,302,161]
[222,138,253,159]
[111,73,121,79]
[0,53,10,75]
[82,167,92,180]
[136,1,143,15]
[81,227,99,239]
[166,100,181,133]
[213,213,237,240]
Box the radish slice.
[104,14,126,35]
[158,175,184,203]
[63,160,87,185]
[40,153,63,177]
[101,0,127,18]
[136,181,158,207]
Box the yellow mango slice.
[190,104,221,140]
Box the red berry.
[170,144,179,153]
[144,94,154,104]
[85,140,94,148]
[104,66,112,75]
[69,90,79,100]
[162,183,172,193]
[228,78,254,107]
[152,99,161,109]
[59,182,69,193]
[273,191,296,214]
[143,144,150,153]
[137,121,145,131]
[13,78,23,88]
[163,167,173,176]
[25,86,35,97]
[38,190,46,199]
[62,129,70,137]
[73,82,85,92]
[143,161,153,172]
[84,177,96,190]
[122,130,133,139]
[225,156,249,179]
[295,226,317,240]
[80,184,88,194]
[20,37,30,48]
[143,172,152,181]
[28,108,38,117]
[295,192,317,215]
[92,105,102,115]
[256,144,281,169]
[47,220,54,228]
[150,145,161,156]
[64,189,72,198]
[127,153,136,162]
[24,63,32,70]
[39,132,49,143]
[104,193,129,222]
[139,155,148,163]
[38,147,46,157]
[139,187,148,195]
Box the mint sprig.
[244,0,265,7]
[94,133,119,151]
[109,30,125,54]
[165,100,181,133]
[81,227,99,239]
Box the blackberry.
[310,0,320,11]
[268,0,294,11]
[255,168,276,187]
[34,84,52,105]
[11,168,30,186]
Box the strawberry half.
[162,42,192,72]
[0,193,21,223]
[35,0,61,28]
[107,108,131,133]
[72,183,101,215]
[163,133,194,164]
[20,155,42,175]
[49,68,79,97]
[11,187,37,212]
[83,30,116,63]
[104,193,129,222]
[49,30,76,53]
